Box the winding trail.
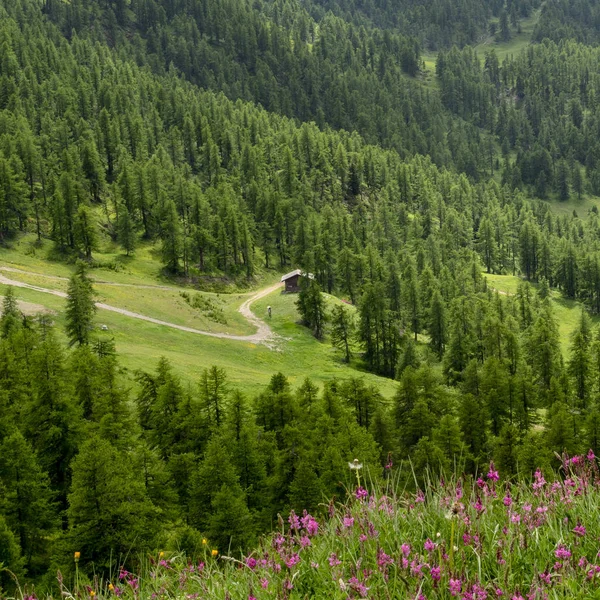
[0,266,283,347]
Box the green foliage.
[66,436,160,572]
[296,279,327,340]
[6,0,600,590]
[329,304,355,362]
[0,514,24,594]
[0,431,56,577]
[65,264,96,346]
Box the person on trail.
[268,305,272,318]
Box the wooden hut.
[281,269,314,293]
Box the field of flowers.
[12,452,600,600]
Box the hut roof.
[281,269,314,282]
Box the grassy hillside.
[0,237,397,397]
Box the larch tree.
[67,436,160,571]
[65,262,96,346]
[330,304,355,363]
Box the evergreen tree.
[296,278,327,339]
[330,304,355,362]
[117,204,136,256]
[161,199,183,273]
[0,514,24,594]
[65,263,96,346]
[568,313,592,409]
[199,366,229,428]
[67,436,160,571]
[75,205,97,260]
[428,289,447,357]
[0,287,22,337]
[0,431,57,576]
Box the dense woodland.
[4,0,600,593]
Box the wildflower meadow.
[9,452,600,600]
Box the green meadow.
[0,237,398,398]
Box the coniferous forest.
[5,0,600,596]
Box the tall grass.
[7,453,600,599]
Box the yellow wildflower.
[90,592,95,597]
[211,549,218,557]
[159,551,165,558]
[74,552,81,562]
[202,538,207,545]
[108,584,115,592]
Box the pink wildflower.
[355,487,368,500]
[348,577,369,598]
[424,538,436,551]
[487,462,500,481]
[401,543,411,557]
[532,470,546,490]
[587,449,595,461]
[555,544,571,560]
[328,553,342,567]
[343,515,355,528]
[539,572,551,585]
[288,511,300,530]
[430,566,441,581]
[449,578,462,596]
[503,494,512,507]
[573,524,586,537]
[377,548,394,569]
[285,553,300,568]
[303,515,319,536]
[385,453,393,470]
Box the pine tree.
[0,430,57,576]
[402,259,421,341]
[1,287,22,337]
[458,393,488,472]
[495,423,520,476]
[0,514,24,593]
[526,300,561,397]
[117,204,136,256]
[433,415,464,466]
[556,160,571,202]
[499,10,511,41]
[65,262,96,346]
[544,402,579,456]
[568,313,592,409]
[27,329,80,510]
[199,365,229,428]
[296,278,327,339]
[161,199,183,273]
[428,289,446,357]
[75,205,97,260]
[330,304,355,362]
[67,436,159,571]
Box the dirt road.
[0,267,283,347]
